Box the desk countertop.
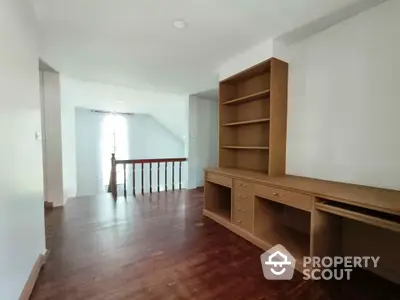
[206,168,400,215]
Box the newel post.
[108,153,117,198]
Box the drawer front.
[234,180,253,198]
[233,209,253,233]
[206,172,232,188]
[234,179,252,192]
[233,179,254,211]
[233,193,253,212]
[254,184,313,212]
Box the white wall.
[196,98,219,186]
[218,39,274,81]
[286,0,400,190]
[75,109,102,196]
[218,0,400,190]
[40,71,64,206]
[61,76,188,139]
[0,0,46,299]
[75,109,185,196]
[188,96,219,188]
[60,76,189,196]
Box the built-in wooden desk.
[204,167,400,283]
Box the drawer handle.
[238,208,245,212]
[240,195,247,199]
[273,192,281,197]
[239,183,248,187]
[237,220,243,224]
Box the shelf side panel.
[269,58,288,176]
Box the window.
[101,113,128,187]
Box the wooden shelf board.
[208,208,231,222]
[316,202,400,233]
[255,226,310,260]
[222,118,270,127]
[222,90,270,105]
[222,146,269,150]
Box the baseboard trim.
[44,201,53,209]
[19,250,49,300]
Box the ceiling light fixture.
[173,19,187,30]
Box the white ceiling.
[33,0,361,94]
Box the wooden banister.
[115,158,187,164]
[109,154,187,198]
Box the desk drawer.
[206,172,232,188]
[234,180,253,197]
[234,179,252,190]
[255,184,313,212]
[233,209,253,233]
[233,193,253,213]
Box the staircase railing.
[108,153,187,198]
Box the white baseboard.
[19,250,49,300]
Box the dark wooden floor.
[32,190,399,300]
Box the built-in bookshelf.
[219,58,288,175]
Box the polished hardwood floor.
[32,189,399,300]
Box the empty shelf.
[222,118,270,127]
[222,146,269,150]
[223,90,270,105]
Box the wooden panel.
[342,219,400,284]
[233,193,253,212]
[235,150,269,173]
[223,90,270,105]
[310,209,342,258]
[315,202,400,232]
[222,118,269,127]
[204,181,232,222]
[235,123,269,147]
[218,148,236,169]
[232,209,253,233]
[233,98,270,124]
[207,168,400,215]
[268,58,288,176]
[254,196,311,261]
[219,82,237,168]
[254,184,313,212]
[220,82,237,104]
[206,172,232,188]
[234,179,253,190]
[236,72,270,98]
[283,206,311,235]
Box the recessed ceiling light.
[173,19,187,30]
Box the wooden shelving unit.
[219,58,288,175]
[204,56,400,283]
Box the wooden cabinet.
[204,168,400,282]
[203,56,400,284]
